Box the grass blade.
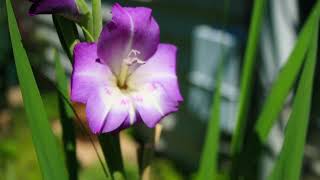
[196,1,230,178]
[54,50,79,180]
[268,20,318,180]
[196,63,223,180]
[39,71,111,179]
[255,1,320,142]
[6,0,68,179]
[230,0,266,155]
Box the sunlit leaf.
[6,0,68,179]
[268,20,318,180]
[255,1,320,142]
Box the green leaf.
[230,0,266,155]
[268,20,318,180]
[255,1,320,143]
[54,50,79,180]
[6,0,68,179]
[196,61,223,180]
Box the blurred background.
[0,0,319,179]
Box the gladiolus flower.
[71,3,183,134]
[29,0,79,18]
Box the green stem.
[137,127,158,179]
[52,15,79,61]
[92,0,102,40]
[98,133,125,179]
[76,0,94,41]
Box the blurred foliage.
[1,91,183,180]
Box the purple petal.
[132,83,179,128]
[97,3,160,75]
[86,87,129,134]
[110,114,143,133]
[129,44,183,102]
[71,42,115,103]
[29,0,79,17]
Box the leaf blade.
[54,50,78,180]
[196,63,222,180]
[230,0,266,155]
[268,19,318,180]
[255,1,320,142]
[6,0,68,179]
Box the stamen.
[118,49,145,88]
[129,49,140,56]
[124,49,145,65]
[125,57,146,65]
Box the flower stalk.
[92,0,102,40]
[139,125,162,180]
[98,133,125,178]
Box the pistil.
[117,60,129,88]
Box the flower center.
[117,49,145,89]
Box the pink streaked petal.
[71,42,115,103]
[129,44,183,102]
[97,3,159,76]
[132,83,179,128]
[86,86,129,134]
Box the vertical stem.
[138,125,162,179]
[76,0,93,41]
[98,133,125,178]
[82,16,94,42]
[52,15,79,61]
[92,0,102,40]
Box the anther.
[124,49,145,65]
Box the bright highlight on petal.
[71,43,115,104]
[129,44,183,102]
[71,3,182,134]
[132,83,179,128]
[86,87,129,134]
